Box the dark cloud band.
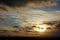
[0,0,56,7]
[0,0,57,11]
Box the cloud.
[0,0,59,27]
[0,0,57,7]
[26,0,57,8]
[0,0,57,11]
[0,9,60,27]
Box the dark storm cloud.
[0,0,57,11]
[0,0,56,7]
[0,0,28,7]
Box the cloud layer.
[0,0,57,11]
[0,0,56,7]
[0,9,60,27]
[0,0,59,28]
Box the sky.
[0,0,60,28]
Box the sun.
[33,24,46,32]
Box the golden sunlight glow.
[33,23,56,32]
[37,25,46,32]
[33,24,47,32]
